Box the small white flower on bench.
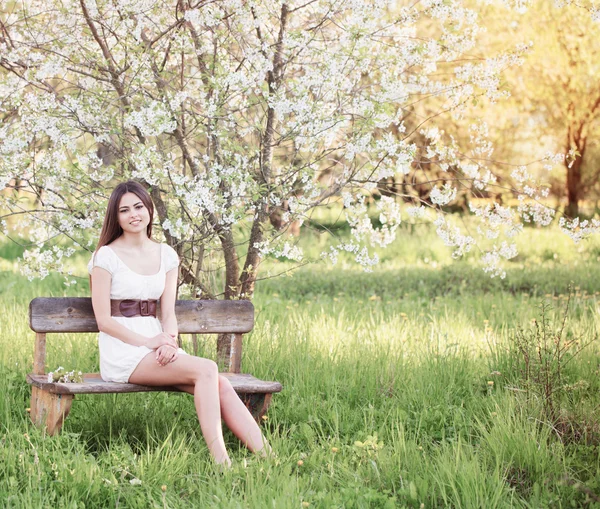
[47,367,83,384]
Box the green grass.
[1,222,600,508]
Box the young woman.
[88,181,270,467]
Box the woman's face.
[117,192,150,235]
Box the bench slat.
[29,297,254,334]
[27,373,282,395]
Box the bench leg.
[241,393,272,423]
[30,387,74,435]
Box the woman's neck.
[117,232,152,249]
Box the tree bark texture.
[565,121,587,218]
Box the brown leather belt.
[111,299,158,318]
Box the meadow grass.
[1,222,599,508]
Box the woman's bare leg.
[129,354,231,466]
[175,377,272,456]
[174,384,195,394]
[216,376,271,456]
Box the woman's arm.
[91,267,177,349]
[160,267,179,337]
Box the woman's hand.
[145,332,178,350]
[155,344,178,366]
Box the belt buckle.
[140,300,150,316]
[119,299,136,317]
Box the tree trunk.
[239,3,289,300]
[565,155,582,218]
[565,132,586,218]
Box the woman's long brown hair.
[90,181,154,289]
[96,180,155,250]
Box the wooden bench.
[27,297,282,435]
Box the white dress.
[87,243,187,383]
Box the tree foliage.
[0,0,590,296]
[501,2,600,217]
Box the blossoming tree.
[0,0,592,309]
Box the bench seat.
[27,372,283,395]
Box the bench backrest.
[29,297,254,375]
[29,297,254,334]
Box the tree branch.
[240,2,289,299]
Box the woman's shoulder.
[97,244,121,262]
[161,243,180,271]
[160,242,177,254]
[96,244,114,254]
[88,245,117,274]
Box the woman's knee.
[193,358,218,382]
[218,375,236,397]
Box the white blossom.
[124,101,176,137]
[430,184,457,206]
[481,242,518,279]
[559,217,600,243]
[407,206,428,219]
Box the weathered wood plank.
[27,373,283,395]
[241,393,273,423]
[30,386,44,425]
[30,387,73,435]
[216,333,243,373]
[29,297,254,334]
[33,332,46,375]
[230,333,242,374]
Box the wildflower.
[487,381,494,386]
[130,478,142,486]
[297,460,304,466]
[331,447,338,453]
[261,415,268,421]
[302,503,310,508]
[161,485,167,492]
[47,367,84,383]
